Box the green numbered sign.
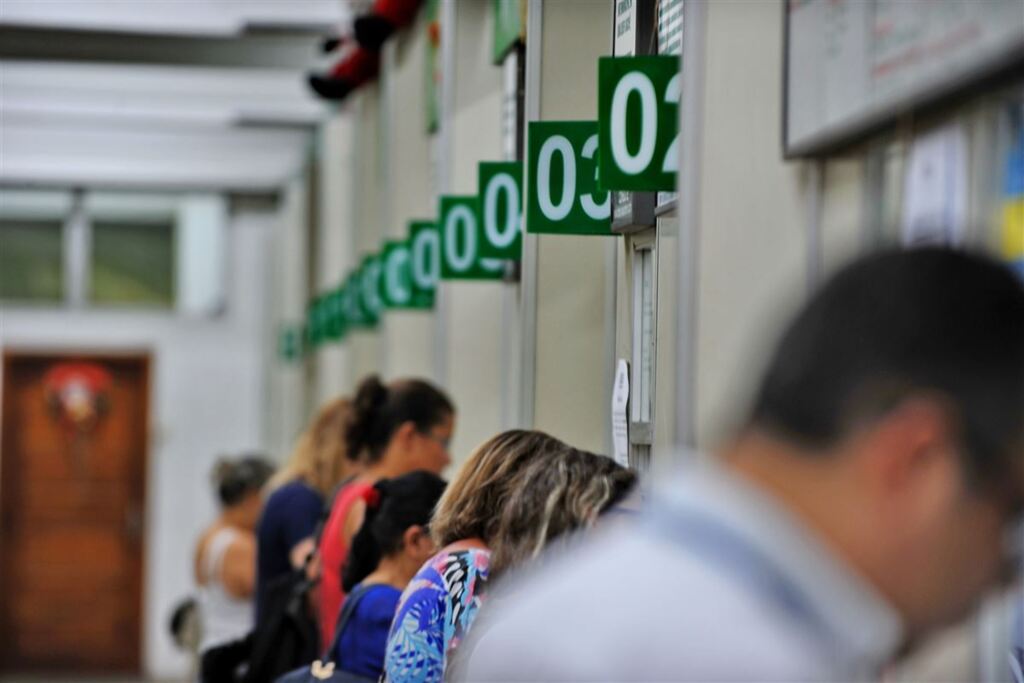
[380,239,433,310]
[279,325,303,361]
[358,254,384,325]
[493,0,521,63]
[380,240,413,309]
[308,294,334,345]
[305,302,319,348]
[341,273,368,329]
[478,162,523,260]
[439,196,505,280]
[598,55,680,191]
[306,297,323,346]
[526,121,611,235]
[324,286,346,341]
[408,221,438,308]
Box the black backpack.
[244,478,357,683]
[242,565,320,683]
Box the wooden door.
[0,352,149,674]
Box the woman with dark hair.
[333,472,446,680]
[193,455,275,681]
[318,375,455,645]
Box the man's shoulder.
[459,526,827,681]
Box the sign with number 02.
[598,55,680,192]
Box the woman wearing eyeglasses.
[317,374,455,646]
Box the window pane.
[90,221,174,307]
[0,219,64,302]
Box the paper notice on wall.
[614,0,637,57]
[611,359,630,467]
[901,122,968,248]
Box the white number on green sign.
[526,120,611,235]
[598,55,680,191]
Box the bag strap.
[320,582,375,664]
[301,476,358,572]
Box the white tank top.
[198,527,253,652]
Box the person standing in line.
[318,375,455,646]
[335,472,446,680]
[383,430,636,683]
[194,455,275,682]
[277,471,446,683]
[458,248,1024,681]
[255,398,356,623]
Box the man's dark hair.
[749,247,1024,484]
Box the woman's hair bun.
[346,374,389,458]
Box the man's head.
[745,248,1024,636]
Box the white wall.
[379,24,439,381]
[529,0,616,454]
[313,114,356,406]
[266,175,313,459]
[693,0,808,449]
[0,200,275,680]
[440,0,510,464]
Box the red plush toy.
[307,0,424,102]
[354,0,425,51]
[308,43,380,101]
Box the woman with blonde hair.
[254,397,357,621]
[383,430,635,683]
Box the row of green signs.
[285,54,680,356]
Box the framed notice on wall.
[784,0,1024,157]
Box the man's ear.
[859,396,962,517]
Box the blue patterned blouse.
[383,548,491,683]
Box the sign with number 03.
[598,55,680,191]
[526,120,611,235]
[439,196,505,280]
[478,162,523,259]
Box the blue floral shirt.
[384,548,491,683]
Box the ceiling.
[0,1,365,193]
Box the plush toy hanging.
[308,43,380,101]
[354,0,425,51]
[307,0,426,102]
